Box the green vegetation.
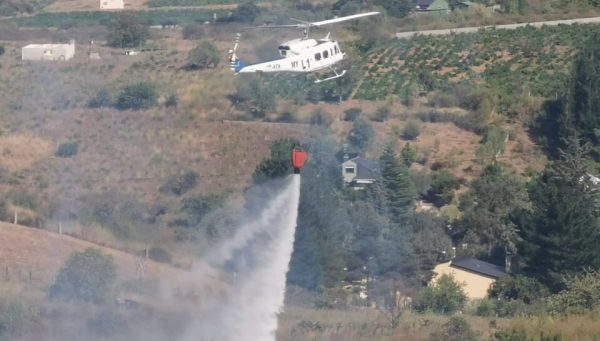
[414,274,467,314]
[186,41,220,69]
[115,82,158,110]
[106,13,150,48]
[11,8,225,27]
[49,248,117,304]
[355,24,600,114]
[160,170,198,196]
[55,141,79,158]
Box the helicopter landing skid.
[314,69,346,83]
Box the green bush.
[414,274,467,314]
[49,248,117,303]
[87,89,111,108]
[343,107,361,122]
[309,109,332,127]
[56,141,79,158]
[548,269,600,314]
[347,118,374,152]
[430,316,477,341]
[115,82,157,110]
[402,120,421,140]
[186,40,220,70]
[426,171,460,207]
[160,170,198,196]
[106,12,149,48]
[165,94,178,108]
[0,46,5,56]
[182,23,204,39]
[0,296,37,339]
[148,246,172,264]
[372,106,391,122]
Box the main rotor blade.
[308,11,379,27]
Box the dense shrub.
[115,82,157,110]
[426,171,461,207]
[87,310,128,336]
[343,107,361,121]
[106,12,149,48]
[182,193,224,225]
[165,94,178,107]
[414,274,467,314]
[548,269,600,314]
[148,246,172,264]
[372,106,390,122]
[160,170,198,196]
[186,41,220,69]
[489,275,549,304]
[0,296,37,339]
[402,120,421,140]
[56,141,79,158]
[347,118,374,152]
[309,109,332,127]
[430,316,477,341]
[182,24,204,39]
[87,89,111,108]
[276,111,297,123]
[0,46,4,56]
[49,248,117,303]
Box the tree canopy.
[49,248,117,303]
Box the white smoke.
[181,175,301,341]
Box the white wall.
[100,0,124,10]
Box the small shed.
[100,0,124,9]
[432,257,507,299]
[22,40,75,61]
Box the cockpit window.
[315,52,321,61]
[278,45,290,50]
[323,50,328,58]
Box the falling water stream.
[184,175,301,341]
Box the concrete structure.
[432,258,507,299]
[22,40,75,61]
[341,156,379,189]
[100,0,124,10]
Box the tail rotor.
[228,33,245,73]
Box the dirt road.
[396,16,600,39]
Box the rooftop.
[450,257,507,279]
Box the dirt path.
[396,16,600,39]
[44,0,270,12]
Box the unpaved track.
[396,16,600,39]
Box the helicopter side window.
[323,50,328,58]
[334,45,339,54]
[315,52,321,61]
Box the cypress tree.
[379,144,416,224]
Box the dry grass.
[0,134,52,173]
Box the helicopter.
[228,11,380,83]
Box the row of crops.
[354,23,600,106]
[8,8,229,27]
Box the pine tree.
[561,32,600,157]
[379,144,416,224]
[518,140,600,291]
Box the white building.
[22,40,75,61]
[100,0,124,10]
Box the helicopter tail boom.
[228,33,246,73]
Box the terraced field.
[354,23,600,108]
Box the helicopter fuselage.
[237,38,345,74]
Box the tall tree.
[458,164,528,257]
[561,32,600,158]
[380,144,416,224]
[347,118,374,153]
[517,140,600,291]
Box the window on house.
[314,52,321,61]
[345,167,355,174]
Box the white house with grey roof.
[342,156,379,189]
[432,257,507,299]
